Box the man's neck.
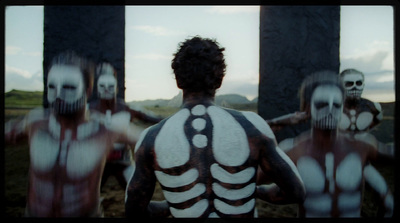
[53,108,87,129]
[182,91,215,107]
[99,97,116,112]
[345,97,360,108]
[311,127,338,152]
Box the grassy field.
[4,89,43,108]
[3,90,395,217]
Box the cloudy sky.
[5,6,395,102]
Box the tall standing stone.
[43,6,125,107]
[259,6,340,142]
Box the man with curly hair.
[125,36,305,218]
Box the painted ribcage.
[154,105,256,217]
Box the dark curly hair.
[171,36,226,97]
[298,70,344,112]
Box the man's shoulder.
[26,107,50,125]
[360,98,381,111]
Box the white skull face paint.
[342,73,364,99]
[97,74,117,99]
[47,65,86,115]
[311,85,343,129]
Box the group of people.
[5,36,393,218]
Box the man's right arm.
[5,107,47,143]
[258,139,305,205]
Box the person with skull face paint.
[257,71,393,217]
[338,69,394,158]
[339,68,382,132]
[125,36,305,218]
[88,62,162,191]
[4,51,144,217]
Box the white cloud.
[6,65,32,78]
[6,46,22,55]
[341,40,393,72]
[206,6,259,15]
[374,74,393,83]
[130,25,186,37]
[22,51,42,57]
[5,65,43,92]
[381,51,394,71]
[6,46,42,57]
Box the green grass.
[4,89,43,108]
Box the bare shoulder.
[239,110,276,140]
[26,107,49,125]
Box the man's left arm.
[369,101,383,130]
[363,164,393,217]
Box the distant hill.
[215,94,250,106]
[4,89,43,108]
[128,92,256,108]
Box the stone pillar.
[43,6,125,108]
[259,6,340,142]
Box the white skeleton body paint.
[127,102,304,218]
[4,53,144,217]
[154,105,256,217]
[339,101,382,132]
[47,65,86,115]
[295,150,364,217]
[278,80,392,217]
[342,73,364,99]
[363,164,394,217]
[339,71,382,132]
[311,86,343,130]
[27,113,113,217]
[97,74,117,100]
[262,72,393,218]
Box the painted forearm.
[267,112,308,127]
[364,164,393,217]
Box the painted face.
[342,73,364,99]
[97,74,117,99]
[311,85,343,130]
[47,65,86,115]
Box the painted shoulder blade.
[207,106,250,167]
[154,109,191,168]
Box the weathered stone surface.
[43,6,125,107]
[259,6,340,142]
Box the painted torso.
[89,99,132,164]
[138,103,275,217]
[27,114,112,217]
[339,98,382,132]
[287,134,374,217]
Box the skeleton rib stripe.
[162,183,206,204]
[169,199,208,217]
[210,164,255,184]
[155,168,199,188]
[212,182,255,200]
[214,198,255,215]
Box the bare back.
[127,102,304,218]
